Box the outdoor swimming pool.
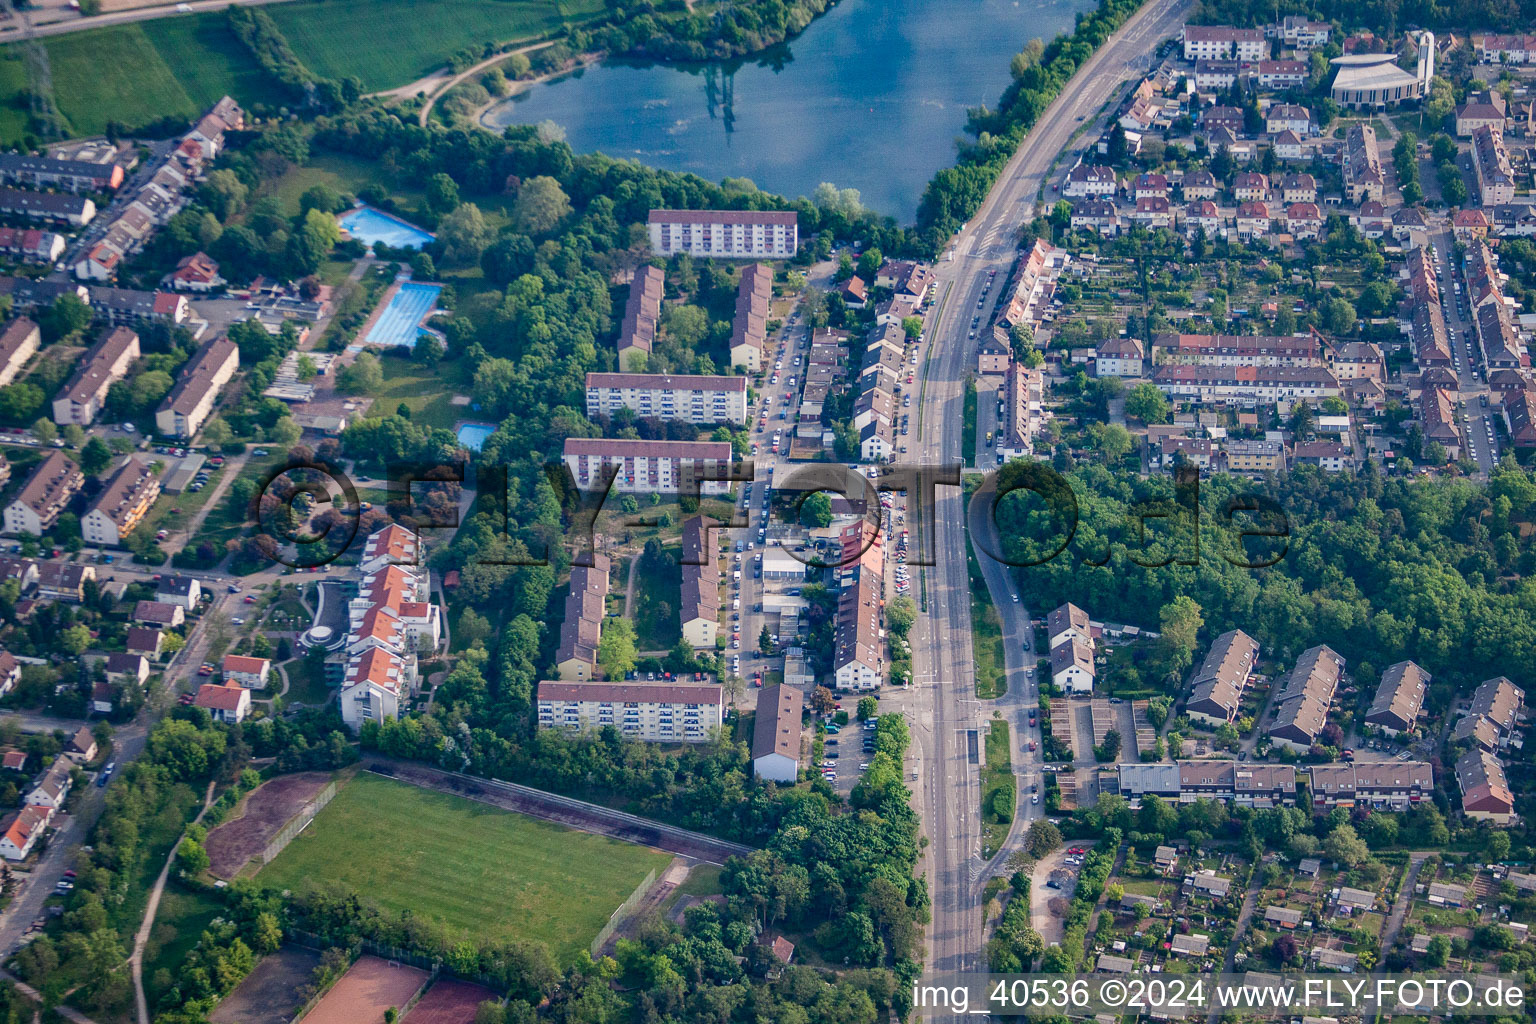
[456,423,496,451]
[337,206,435,250]
[364,282,441,349]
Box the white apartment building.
[81,456,160,547]
[1472,125,1516,207]
[1183,25,1266,61]
[647,209,798,259]
[585,372,748,425]
[4,451,83,536]
[222,654,271,689]
[563,438,733,495]
[52,327,139,426]
[536,680,724,743]
[0,318,39,387]
[155,335,238,438]
[339,525,441,732]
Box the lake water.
[484,0,1092,221]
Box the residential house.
[1365,660,1429,736]
[82,456,160,547]
[537,680,723,743]
[1185,629,1258,726]
[3,451,83,536]
[194,682,251,724]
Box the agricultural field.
[267,0,605,92]
[0,0,605,145]
[258,772,672,955]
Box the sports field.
[258,772,671,955]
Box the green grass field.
[1,0,606,145]
[259,772,672,955]
[269,0,603,92]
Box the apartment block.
[615,265,663,372]
[81,456,160,547]
[562,438,733,495]
[1308,761,1434,811]
[729,263,773,372]
[4,451,84,536]
[537,680,723,743]
[647,209,797,259]
[154,335,238,438]
[52,327,139,426]
[1182,25,1266,61]
[0,318,39,387]
[1185,629,1258,726]
[585,372,748,425]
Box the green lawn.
[281,656,331,707]
[980,720,1014,857]
[966,530,1007,700]
[631,548,682,651]
[368,355,464,432]
[259,772,672,955]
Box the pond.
[484,0,1092,221]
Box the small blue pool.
[456,423,496,451]
[365,282,441,348]
[337,205,435,250]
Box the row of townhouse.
[615,264,664,372]
[585,371,748,426]
[1114,760,1296,807]
[0,554,94,604]
[0,278,187,330]
[1401,247,1453,367]
[1452,677,1524,823]
[991,239,1067,345]
[1364,660,1430,737]
[1164,435,1359,476]
[679,514,720,648]
[0,226,64,263]
[154,335,240,439]
[833,521,884,691]
[729,262,773,372]
[1269,644,1344,753]
[1151,331,1323,368]
[1151,364,1343,405]
[337,525,441,730]
[1475,33,1536,62]
[1193,58,1308,90]
[3,450,84,536]
[647,209,798,260]
[0,745,90,860]
[1071,197,1327,240]
[555,552,611,682]
[797,327,849,446]
[0,152,122,194]
[1465,240,1530,371]
[74,97,243,283]
[1046,602,1095,694]
[1307,760,1434,810]
[1185,629,1259,726]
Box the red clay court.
[205,772,333,878]
[300,955,427,1024]
[401,980,496,1024]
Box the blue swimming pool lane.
[365,282,442,349]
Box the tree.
[1423,934,1450,968]
[80,437,113,476]
[758,624,773,655]
[43,292,91,341]
[425,173,460,214]
[201,418,232,447]
[597,619,637,679]
[437,203,492,266]
[901,315,923,341]
[60,624,90,655]
[1323,823,1369,867]
[1155,596,1203,680]
[808,686,836,715]
[799,492,833,528]
[1094,729,1121,762]
[512,175,571,236]
[337,352,383,394]
[856,696,878,721]
[1124,381,1171,425]
[886,595,916,638]
[30,418,55,444]
[177,837,209,874]
[1326,297,1357,335]
[1025,819,1062,857]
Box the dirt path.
[413,39,562,127]
[131,779,217,1024]
[597,857,690,956]
[622,551,640,618]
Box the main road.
[906,0,1193,982]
